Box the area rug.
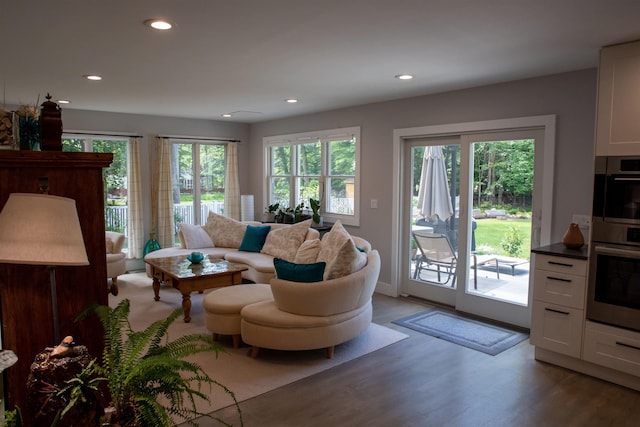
[109,272,408,421]
[392,308,527,356]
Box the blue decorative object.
[187,251,204,264]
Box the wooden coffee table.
[145,255,248,322]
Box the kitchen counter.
[531,242,588,260]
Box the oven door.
[587,244,640,332]
[604,175,640,224]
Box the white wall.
[247,69,598,286]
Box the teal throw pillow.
[273,258,326,283]
[239,225,271,252]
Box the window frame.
[263,126,360,226]
[170,139,227,227]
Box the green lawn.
[473,218,532,259]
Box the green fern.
[82,299,243,427]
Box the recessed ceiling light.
[221,113,232,118]
[57,100,71,104]
[144,19,173,30]
[395,74,414,80]
[83,74,102,81]
[285,99,298,103]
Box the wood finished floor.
[185,294,640,427]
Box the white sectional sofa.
[143,214,320,283]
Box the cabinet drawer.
[533,269,586,309]
[535,254,587,276]
[531,300,583,358]
[583,322,640,377]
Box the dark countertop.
[531,242,589,260]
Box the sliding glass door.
[402,128,545,327]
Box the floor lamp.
[0,193,89,344]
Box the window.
[63,137,128,238]
[264,126,360,226]
[171,140,226,228]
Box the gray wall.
[17,68,597,284]
[247,69,598,286]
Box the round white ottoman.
[203,284,273,348]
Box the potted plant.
[263,203,279,223]
[74,299,242,427]
[309,198,322,226]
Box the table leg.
[181,292,192,323]
[152,277,161,301]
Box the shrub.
[501,225,523,257]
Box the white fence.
[105,201,225,236]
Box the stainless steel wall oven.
[588,156,640,332]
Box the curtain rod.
[157,134,241,143]
[64,130,144,138]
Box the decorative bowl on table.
[187,252,204,264]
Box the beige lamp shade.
[0,193,89,266]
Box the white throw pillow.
[294,239,322,264]
[202,212,246,248]
[317,220,367,280]
[261,219,312,262]
[178,223,215,249]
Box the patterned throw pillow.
[261,219,312,262]
[294,239,322,264]
[317,220,367,280]
[202,212,247,248]
[178,223,215,249]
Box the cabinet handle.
[544,308,570,315]
[616,341,640,351]
[547,261,573,268]
[546,276,572,283]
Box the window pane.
[93,139,128,233]
[62,138,84,152]
[329,139,355,176]
[297,142,321,175]
[297,177,320,206]
[271,177,290,206]
[328,177,354,215]
[174,143,193,227]
[200,144,225,221]
[271,146,291,175]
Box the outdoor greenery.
[268,137,356,214]
[474,219,531,259]
[412,140,535,210]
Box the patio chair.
[412,231,500,289]
[412,232,457,287]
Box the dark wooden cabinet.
[0,151,113,423]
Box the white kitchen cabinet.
[530,253,587,357]
[583,320,640,377]
[531,244,640,391]
[595,40,640,156]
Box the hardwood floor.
[186,294,640,427]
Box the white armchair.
[106,231,126,296]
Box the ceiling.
[2,0,640,123]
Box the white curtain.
[156,137,175,248]
[127,137,144,258]
[225,142,241,220]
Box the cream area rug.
[108,272,408,418]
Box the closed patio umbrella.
[417,146,453,222]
